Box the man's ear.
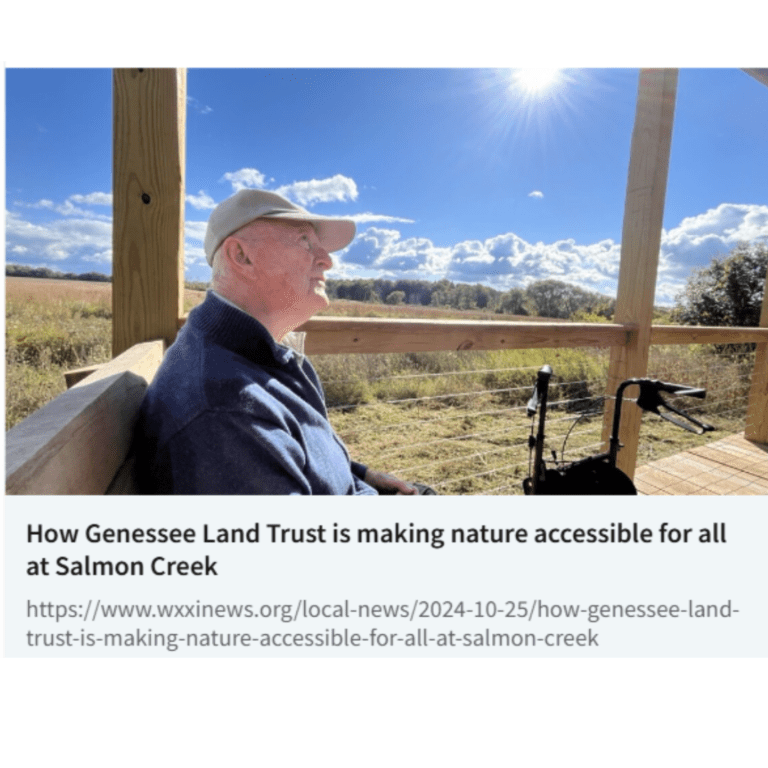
[223,236,252,271]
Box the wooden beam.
[743,69,768,89]
[6,341,164,495]
[744,264,768,442]
[112,68,186,357]
[298,317,635,355]
[64,364,101,388]
[601,69,678,478]
[650,325,768,345]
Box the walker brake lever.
[635,380,716,435]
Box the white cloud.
[6,209,112,262]
[183,220,210,267]
[661,203,768,268]
[216,170,360,209]
[528,190,544,198]
[341,226,450,276]
[221,168,267,192]
[17,194,111,220]
[69,192,112,206]
[187,96,212,115]
[348,212,415,224]
[186,190,216,210]
[184,244,208,267]
[342,223,626,297]
[275,174,358,207]
[82,250,113,264]
[184,220,208,243]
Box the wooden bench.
[5,340,164,495]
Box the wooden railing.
[296,317,768,355]
[301,317,768,448]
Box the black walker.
[523,365,715,495]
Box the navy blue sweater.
[134,292,375,495]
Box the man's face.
[235,219,333,324]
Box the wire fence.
[319,346,757,495]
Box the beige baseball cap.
[204,189,356,266]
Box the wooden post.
[742,68,768,443]
[744,266,768,443]
[112,68,186,357]
[601,69,678,478]
[743,69,768,89]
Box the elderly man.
[134,189,418,495]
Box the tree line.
[327,277,617,320]
[6,264,209,292]
[6,264,112,282]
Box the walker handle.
[526,365,553,417]
[634,379,715,435]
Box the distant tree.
[428,279,454,308]
[525,279,611,319]
[673,242,767,328]
[525,280,573,318]
[498,288,529,316]
[349,279,375,302]
[79,271,111,282]
[385,290,406,306]
[373,279,395,303]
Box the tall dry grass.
[5,278,207,429]
[6,279,113,429]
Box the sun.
[511,68,564,96]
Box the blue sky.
[5,67,768,305]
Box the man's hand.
[364,468,419,495]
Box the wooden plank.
[743,69,768,89]
[183,312,767,353]
[744,262,768,442]
[112,68,186,357]
[651,325,768,345]
[601,69,678,478]
[636,434,768,495]
[64,365,100,388]
[298,317,634,355]
[6,341,164,495]
[71,339,165,388]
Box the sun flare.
[511,68,563,96]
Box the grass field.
[5,277,204,430]
[5,277,754,493]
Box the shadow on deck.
[635,433,768,495]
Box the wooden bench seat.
[5,340,164,495]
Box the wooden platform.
[634,434,768,495]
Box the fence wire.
[325,349,756,495]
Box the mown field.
[6,277,753,494]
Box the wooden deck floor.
[634,433,768,495]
